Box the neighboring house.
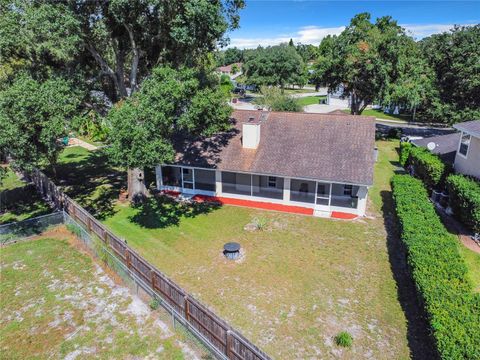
[216,62,243,79]
[155,110,376,218]
[453,120,480,179]
[327,84,350,108]
[411,132,461,165]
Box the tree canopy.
[1,0,245,103]
[243,44,307,89]
[0,74,82,171]
[254,86,302,112]
[0,0,243,198]
[107,66,232,173]
[418,25,480,123]
[313,13,430,115]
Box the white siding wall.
[454,135,480,179]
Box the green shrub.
[391,175,480,359]
[149,298,160,310]
[408,146,449,190]
[334,331,353,348]
[399,141,413,167]
[447,174,480,233]
[387,127,402,139]
[254,86,302,112]
[253,217,268,231]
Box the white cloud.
[403,23,463,39]
[228,26,344,49]
[228,22,476,49]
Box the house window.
[459,133,471,157]
[290,179,315,204]
[268,176,276,188]
[344,185,353,196]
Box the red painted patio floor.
[191,194,358,219]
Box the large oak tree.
[418,25,480,124]
[107,67,232,201]
[1,0,244,198]
[314,13,429,115]
[243,44,307,90]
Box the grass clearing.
[45,146,126,220]
[296,95,327,106]
[0,226,204,359]
[98,141,410,359]
[0,167,50,225]
[0,167,25,190]
[283,88,318,94]
[458,244,480,292]
[343,109,411,122]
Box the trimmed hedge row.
[407,146,449,190]
[399,141,413,167]
[391,175,480,360]
[447,174,480,233]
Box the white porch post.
[155,165,162,190]
[356,186,368,216]
[215,170,222,196]
[283,177,291,203]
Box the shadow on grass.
[0,185,51,225]
[44,149,126,220]
[129,196,220,229]
[381,190,439,360]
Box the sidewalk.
[67,137,99,151]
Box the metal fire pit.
[223,242,241,260]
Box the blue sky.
[228,1,480,48]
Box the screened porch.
[157,165,365,213]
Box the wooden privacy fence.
[25,168,271,360]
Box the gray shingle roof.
[411,133,460,164]
[454,120,480,138]
[173,110,376,186]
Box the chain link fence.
[0,212,64,245]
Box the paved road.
[375,119,453,137]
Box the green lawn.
[0,229,203,359]
[0,167,50,225]
[45,146,127,220]
[296,95,327,106]
[344,109,411,122]
[458,244,480,292]
[98,141,410,359]
[283,87,318,94]
[0,167,25,190]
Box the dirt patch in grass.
[0,232,207,359]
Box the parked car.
[401,135,424,143]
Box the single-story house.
[216,63,243,77]
[453,120,480,179]
[411,132,461,165]
[155,110,376,218]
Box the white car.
[400,135,423,143]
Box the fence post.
[184,296,189,323]
[126,249,131,269]
[150,270,155,290]
[226,330,233,359]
